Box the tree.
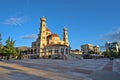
[109,49,118,57]
[0,33,2,44]
[17,49,21,59]
[0,35,20,60]
[4,37,17,59]
[0,33,2,53]
[0,33,8,58]
[102,50,110,57]
[118,50,120,56]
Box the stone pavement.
[0,58,120,80]
[90,60,120,80]
[90,71,120,80]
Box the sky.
[0,0,120,50]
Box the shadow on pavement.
[0,65,51,80]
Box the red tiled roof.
[47,34,59,38]
[46,28,51,32]
[71,49,79,52]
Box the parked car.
[0,58,4,61]
[53,56,60,59]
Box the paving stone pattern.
[0,58,120,80]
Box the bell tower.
[39,17,47,57]
[63,28,69,46]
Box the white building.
[105,42,120,52]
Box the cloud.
[102,28,120,41]
[21,34,38,39]
[3,16,27,26]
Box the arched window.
[43,24,45,27]
[61,48,64,54]
[55,49,58,53]
[66,48,68,54]
[34,49,36,54]
[31,49,33,54]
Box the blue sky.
[0,0,120,50]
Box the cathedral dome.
[51,34,59,37]
[47,34,59,38]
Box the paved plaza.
[0,58,120,80]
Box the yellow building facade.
[81,44,100,54]
[32,17,70,59]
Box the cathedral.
[32,17,70,59]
